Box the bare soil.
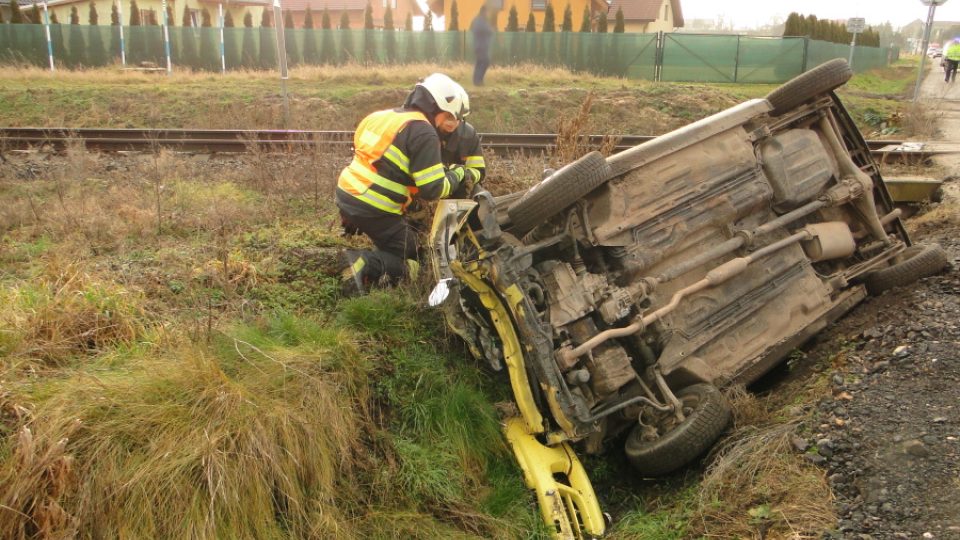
[797,64,960,539]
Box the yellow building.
[605,0,682,33]
[432,0,610,33]
[44,0,266,27]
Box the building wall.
[45,0,265,27]
[618,0,676,33]
[445,0,596,33]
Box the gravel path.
[804,63,960,540]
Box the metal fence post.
[802,37,809,72]
[733,34,740,82]
[655,31,663,81]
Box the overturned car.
[428,59,948,538]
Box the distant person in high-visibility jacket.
[336,73,480,295]
[945,38,960,83]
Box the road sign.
[921,0,948,6]
[847,17,865,34]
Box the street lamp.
[914,0,950,100]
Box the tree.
[199,7,217,70]
[241,11,257,68]
[284,10,300,66]
[88,2,107,66]
[596,10,607,33]
[339,11,353,63]
[130,0,141,26]
[613,6,624,33]
[303,6,319,64]
[404,12,412,31]
[561,3,572,31]
[109,2,123,63]
[180,4,198,66]
[383,4,396,62]
[783,12,800,36]
[423,9,437,61]
[320,7,335,64]
[259,8,277,69]
[524,11,537,60]
[362,1,375,63]
[10,0,23,24]
[579,5,590,32]
[224,10,240,69]
[506,5,518,32]
[448,0,459,30]
[542,3,555,32]
[69,6,88,67]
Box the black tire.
[624,383,731,477]
[864,244,949,296]
[765,59,853,117]
[506,151,611,237]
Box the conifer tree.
[542,3,554,32]
[284,10,300,65]
[362,1,375,63]
[596,10,607,32]
[505,4,520,64]
[303,7,319,64]
[339,10,353,63]
[613,6,624,32]
[1,5,5,22]
[383,4,396,62]
[88,2,107,66]
[10,0,23,23]
[165,4,173,25]
[199,7,217,69]
[224,10,240,69]
[402,11,415,61]
[423,8,436,60]
[506,5,518,31]
[525,11,537,60]
[320,7,335,64]
[69,6,88,67]
[180,5,198,66]
[28,3,40,23]
[579,6,590,32]
[130,0,141,25]
[241,11,257,68]
[260,8,277,68]
[561,4,572,31]
[574,5,589,71]
[50,11,58,22]
[449,0,460,60]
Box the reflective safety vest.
[338,110,428,215]
[947,43,960,62]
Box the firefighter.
[442,119,486,198]
[337,73,479,295]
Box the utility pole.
[914,0,949,101]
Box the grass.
[0,61,912,538]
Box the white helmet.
[417,73,470,120]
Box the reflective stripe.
[440,177,452,198]
[348,162,410,197]
[351,257,366,274]
[413,163,446,187]
[465,155,485,168]
[339,172,405,214]
[383,145,410,174]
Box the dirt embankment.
[796,64,960,539]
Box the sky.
[680,0,960,29]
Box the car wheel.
[863,244,949,296]
[624,383,731,477]
[506,151,611,237]
[765,59,853,117]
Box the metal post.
[802,36,809,72]
[41,2,54,71]
[218,3,226,73]
[848,31,858,71]
[273,0,289,126]
[117,0,127,67]
[913,2,942,101]
[161,0,172,74]
[733,34,740,82]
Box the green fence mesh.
[0,24,893,82]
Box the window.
[531,0,545,10]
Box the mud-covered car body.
[427,60,946,537]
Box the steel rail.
[0,127,905,157]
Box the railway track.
[0,127,922,161]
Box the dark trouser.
[340,210,419,285]
[946,60,958,82]
[474,54,490,86]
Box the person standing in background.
[470,5,494,86]
[945,38,960,83]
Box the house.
[430,0,609,32]
[39,0,268,27]
[606,0,682,33]
[279,0,423,29]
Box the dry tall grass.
[691,388,835,539]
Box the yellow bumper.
[504,417,606,539]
